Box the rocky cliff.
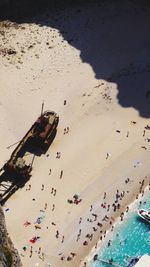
[0,206,22,267]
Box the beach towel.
[24,221,31,227]
[29,236,40,244]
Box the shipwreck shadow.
[0,0,150,118]
[0,171,31,205]
[0,128,57,204]
[16,129,57,157]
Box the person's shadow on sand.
[1,0,150,117]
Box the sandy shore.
[0,1,150,267]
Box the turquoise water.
[90,191,150,267]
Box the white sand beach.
[0,1,150,266]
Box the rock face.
[0,206,22,267]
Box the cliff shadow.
[0,0,150,117]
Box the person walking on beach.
[126,131,129,137]
[92,213,97,221]
[108,240,111,247]
[41,252,45,261]
[79,217,82,224]
[51,187,54,194]
[60,170,63,179]
[126,206,129,212]
[76,229,82,241]
[90,205,93,211]
[76,234,80,242]
[107,204,110,211]
[44,203,47,210]
[62,235,64,243]
[56,152,61,159]
[52,204,55,211]
[83,241,88,246]
[106,153,111,159]
[56,230,59,238]
[41,184,44,191]
[28,184,31,190]
[38,247,41,254]
[90,234,93,241]
[30,246,33,258]
[49,169,51,175]
[54,189,57,196]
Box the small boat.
[126,257,139,267]
[137,209,150,223]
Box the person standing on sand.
[49,169,51,175]
[44,203,47,210]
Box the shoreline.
[82,184,150,267]
[71,173,150,267]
